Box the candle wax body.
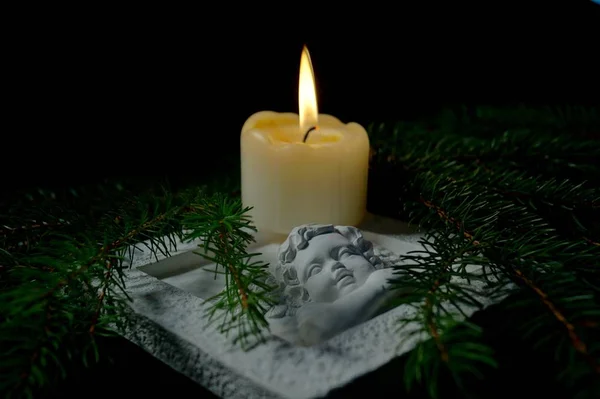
[241,111,370,235]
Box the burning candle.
[240,46,370,234]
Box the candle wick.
[303,126,318,143]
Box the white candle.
[240,46,370,235]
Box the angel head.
[272,224,384,307]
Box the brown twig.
[0,220,70,237]
[218,230,248,309]
[513,268,600,374]
[424,278,449,362]
[422,196,599,373]
[15,211,178,391]
[420,196,479,245]
[89,260,113,334]
[420,195,478,360]
[43,212,171,299]
[583,237,600,247]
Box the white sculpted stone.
[265,224,402,346]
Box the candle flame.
[298,45,318,136]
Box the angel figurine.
[265,224,402,346]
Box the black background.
[5,3,599,193]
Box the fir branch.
[1,179,270,396]
[182,193,276,349]
[369,108,600,397]
[89,259,114,335]
[424,275,450,363]
[0,219,70,237]
[393,228,505,398]
[421,193,599,371]
[435,104,600,139]
[511,268,594,369]
[0,184,207,398]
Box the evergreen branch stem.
[424,278,449,362]
[421,192,599,374]
[0,220,70,237]
[89,260,113,334]
[218,231,248,309]
[182,195,274,347]
[420,196,479,244]
[44,210,175,300]
[513,268,600,374]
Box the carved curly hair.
[268,224,384,314]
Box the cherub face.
[290,232,377,302]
